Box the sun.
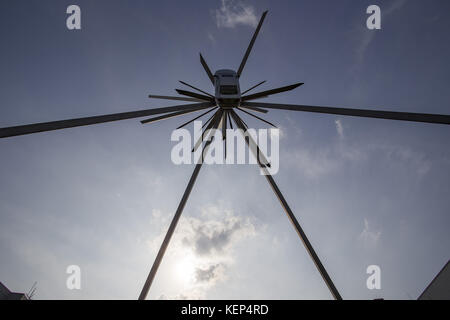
[174,252,196,285]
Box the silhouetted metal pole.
[138,110,223,300]
[229,110,342,300]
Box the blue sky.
[0,0,449,299]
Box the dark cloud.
[195,264,222,283]
[182,218,247,256]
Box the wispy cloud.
[284,132,366,180]
[215,0,258,29]
[375,143,432,178]
[335,119,344,139]
[384,0,409,16]
[358,218,381,248]
[354,31,376,73]
[288,148,340,179]
[283,119,432,182]
[207,32,216,44]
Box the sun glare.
[174,252,196,285]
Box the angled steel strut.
[138,110,224,300]
[229,110,342,300]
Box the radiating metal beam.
[242,83,303,101]
[138,110,223,300]
[241,80,266,95]
[222,111,227,158]
[239,105,268,114]
[228,111,233,129]
[176,89,213,102]
[222,111,227,140]
[140,105,211,124]
[237,11,268,77]
[202,112,216,129]
[238,113,249,129]
[200,53,215,85]
[244,102,450,125]
[236,107,277,128]
[176,107,218,129]
[0,102,213,139]
[192,110,222,152]
[179,81,214,98]
[229,110,343,300]
[148,94,205,103]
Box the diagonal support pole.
[229,110,342,300]
[138,110,224,300]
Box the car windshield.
[220,85,238,95]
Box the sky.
[0,0,449,300]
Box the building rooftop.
[418,260,450,300]
[0,282,28,300]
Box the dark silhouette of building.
[0,282,28,300]
[418,260,450,300]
